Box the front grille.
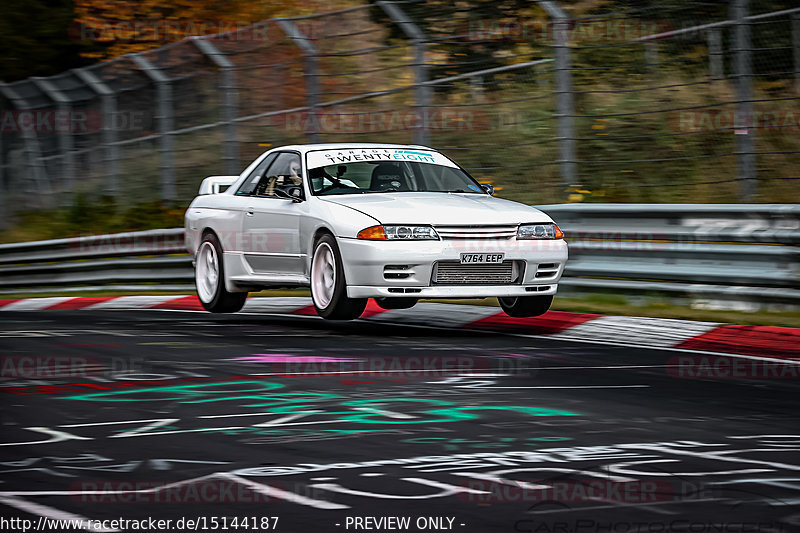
[433,261,520,285]
[434,225,517,240]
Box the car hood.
[320,193,552,226]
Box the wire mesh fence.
[0,0,798,231]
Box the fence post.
[376,1,431,146]
[130,55,176,202]
[276,19,321,143]
[707,28,724,79]
[0,83,50,205]
[74,68,119,198]
[193,37,240,175]
[732,0,756,201]
[31,78,75,202]
[792,13,800,93]
[645,42,659,76]
[540,1,576,191]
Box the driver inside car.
[310,165,359,193]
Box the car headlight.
[357,225,439,240]
[517,223,564,240]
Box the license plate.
[460,253,504,264]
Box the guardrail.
[541,204,800,306]
[1,204,798,307]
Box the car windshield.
[306,150,486,196]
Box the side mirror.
[481,183,495,196]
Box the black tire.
[374,297,418,310]
[195,232,247,313]
[310,233,367,320]
[498,295,553,318]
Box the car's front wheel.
[195,232,247,313]
[498,295,553,318]
[311,234,367,320]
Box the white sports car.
[185,144,567,320]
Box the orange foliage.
[72,0,316,59]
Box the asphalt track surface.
[0,309,798,533]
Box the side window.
[236,153,277,196]
[261,153,302,197]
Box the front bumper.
[338,236,567,299]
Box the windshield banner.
[306,148,459,169]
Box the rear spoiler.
[198,175,238,195]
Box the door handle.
[246,207,254,217]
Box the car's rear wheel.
[311,234,367,320]
[196,232,247,313]
[374,297,418,310]
[498,295,553,318]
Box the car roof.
[272,143,437,154]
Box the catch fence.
[1,0,798,230]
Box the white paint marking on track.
[503,330,800,365]
[526,497,726,515]
[81,295,179,310]
[0,495,119,532]
[490,385,651,389]
[216,472,349,510]
[242,297,314,313]
[0,473,219,497]
[548,315,721,347]
[0,297,74,311]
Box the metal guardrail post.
[276,19,321,143]
[707,28,724,79]
[73,68,119,197]
[130,54,176,202]
[0,83,50,203]
[31,77,75,201]
[540,1,576,192]
[733,0,756,201]
[193,37,240,176]
[376,1,430,147]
